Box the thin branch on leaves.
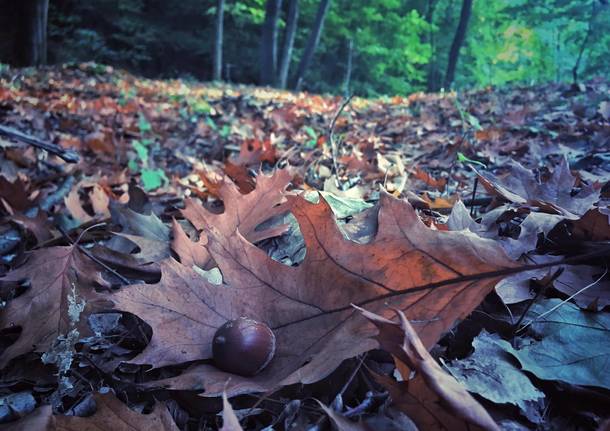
[0,124,80,163]
[328,94,353,187]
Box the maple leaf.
[476,158,600,219]
[0,246,110,367]
[111,173,515,396]
[359,307,500,431]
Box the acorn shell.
[212,317,276,376]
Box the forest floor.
[0,62,609,430]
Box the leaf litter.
[0,63,608,429]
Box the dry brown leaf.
[0,175,36,212]
[54,393,179,430]
[316,401,368,431]
[231,138,276,167]
[221,391,245,431]
[476,158,600,219]
[84,130,115,155]
[0,246,110,367]
[64,188,93,224]
[0,405,54,430]
[89,184,111,218]
[412,167,447,192]
[571,209,610,241]
[112,173,515,396]
[359,307,499,431]
[181,169,291,244]
[170,218,210,268]
[223,161,256,193]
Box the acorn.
[212,317,276,376]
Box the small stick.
[0,124,80,163]
[512,267,563,336]
[59,224,131,286]
[469,177,478,216]
[328,95,354,187]
[517,266,608,334]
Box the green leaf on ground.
[446,331,544,423]
[502,299,610,390]
[141,168,168,191]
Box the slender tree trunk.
[443,0,473,90]
[293,0,331,91]
[343,39,353,97]
[277,0,299,88]
[425,0,439,92]
[14,0,49,67]
[572,1,596,83]
[260,0,283,86]
[213,0,225,81]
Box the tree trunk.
[572,1,596,83]
[213,0,225,81]
[293,0,331,91]
[343,39,353,97]
[14,0,49,67]
[425,0,439,92]
[443,0,473,90]
[277,0,299,89]
[260,0,283,86]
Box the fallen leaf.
[505,298,610,390]
[359,307,500,431]
[316,401,367,431]
[231,138,276,167]
[571,209,610,241]
[412,167,447,192]
[221,391,244,431]
[0,404,53,430]
[85,130,115,155]
[170,218,210,269]
[446,331,545,423]
[181,169,292,244]
[448,201,563,258]
[112,175,515,396]
[64,188,93,224]
[0,246,110,368]
[476,158,599,219]
[55,392,180,430]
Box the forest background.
[1,0,609,97]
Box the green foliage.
[141,168,169,191]
[128,115,168,191]
[1,0,607,94]
[503,299,610,390]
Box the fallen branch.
[0,124,80,163]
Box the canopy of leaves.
[1,0,608,94]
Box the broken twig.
[0,124,80,163]
[328,95,353,187]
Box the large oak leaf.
[112,174,516,396]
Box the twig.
[328,95,354,187]
[0,124,80,163]
[332,354,367,410]
[516,266,608,334]
[469,177,478,216]
[59,224,131,286]
[512,268,563,335]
